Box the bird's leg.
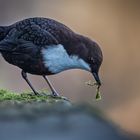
[43,75,60,97]
[21,70,39,95]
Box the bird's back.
[0,18,80,75]
[11,17,75,44]
[0,17,95,75]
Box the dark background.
[0,0,140,135]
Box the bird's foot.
[50,92,69,101]
[47,92,60,98]
[26,92,69,101]
[52,92,60,97]
[26,92,47,96]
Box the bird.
[0,17,103,97]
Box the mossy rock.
[0,89,70,103]
[0,89,131,140]
[0,89,71,120]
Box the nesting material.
[85,80,101,100]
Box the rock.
[0,90,131,140]
[0,102,130,140]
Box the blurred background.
[0,0,140,136]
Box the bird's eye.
[90,57,94,61]
[89,57,95,63]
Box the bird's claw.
[49,92,69,101]
[52,92,60,97]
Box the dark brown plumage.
[0,17,103,96]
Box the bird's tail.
[0,26,11,41]
[0,48,11,53]
[0,39,15,53]
[0,45,12,53]
[0,28,21,53]
[0,27,26,53]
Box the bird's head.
[80,36,103,87]
[88,42,102,87]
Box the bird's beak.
[93,72,101,87]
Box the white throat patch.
[42,44,91,73]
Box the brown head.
[79,35,103,87]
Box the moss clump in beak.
[85,81,102,100]
[95,85,101,100]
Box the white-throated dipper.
[0,17,103,96]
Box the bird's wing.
[0,28,20,52]
[17,23,59,45]
[0,23,59,53]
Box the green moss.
[0,89,65,102]
[85,81,102,100]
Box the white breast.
[42,44,91,73]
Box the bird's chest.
[41,44,90,73]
